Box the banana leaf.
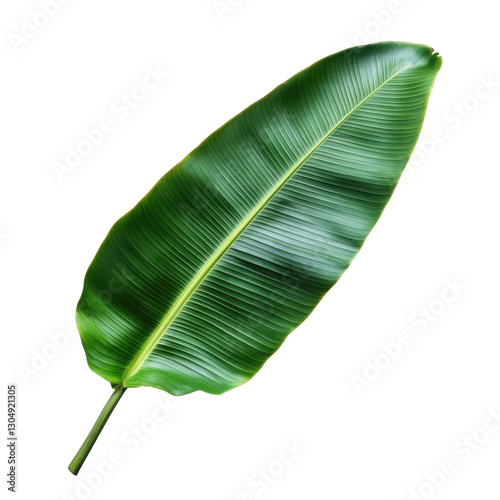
[69,41,442,474]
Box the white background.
[1,1,499,499]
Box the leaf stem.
[68,385,126,475]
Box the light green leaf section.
[77,42,441,396]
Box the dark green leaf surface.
[77,42,441,396]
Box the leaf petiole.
[68,385,126,475]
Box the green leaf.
[70,41,441,474]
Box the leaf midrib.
[122,63,410,383]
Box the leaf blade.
[77,42,442,395]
